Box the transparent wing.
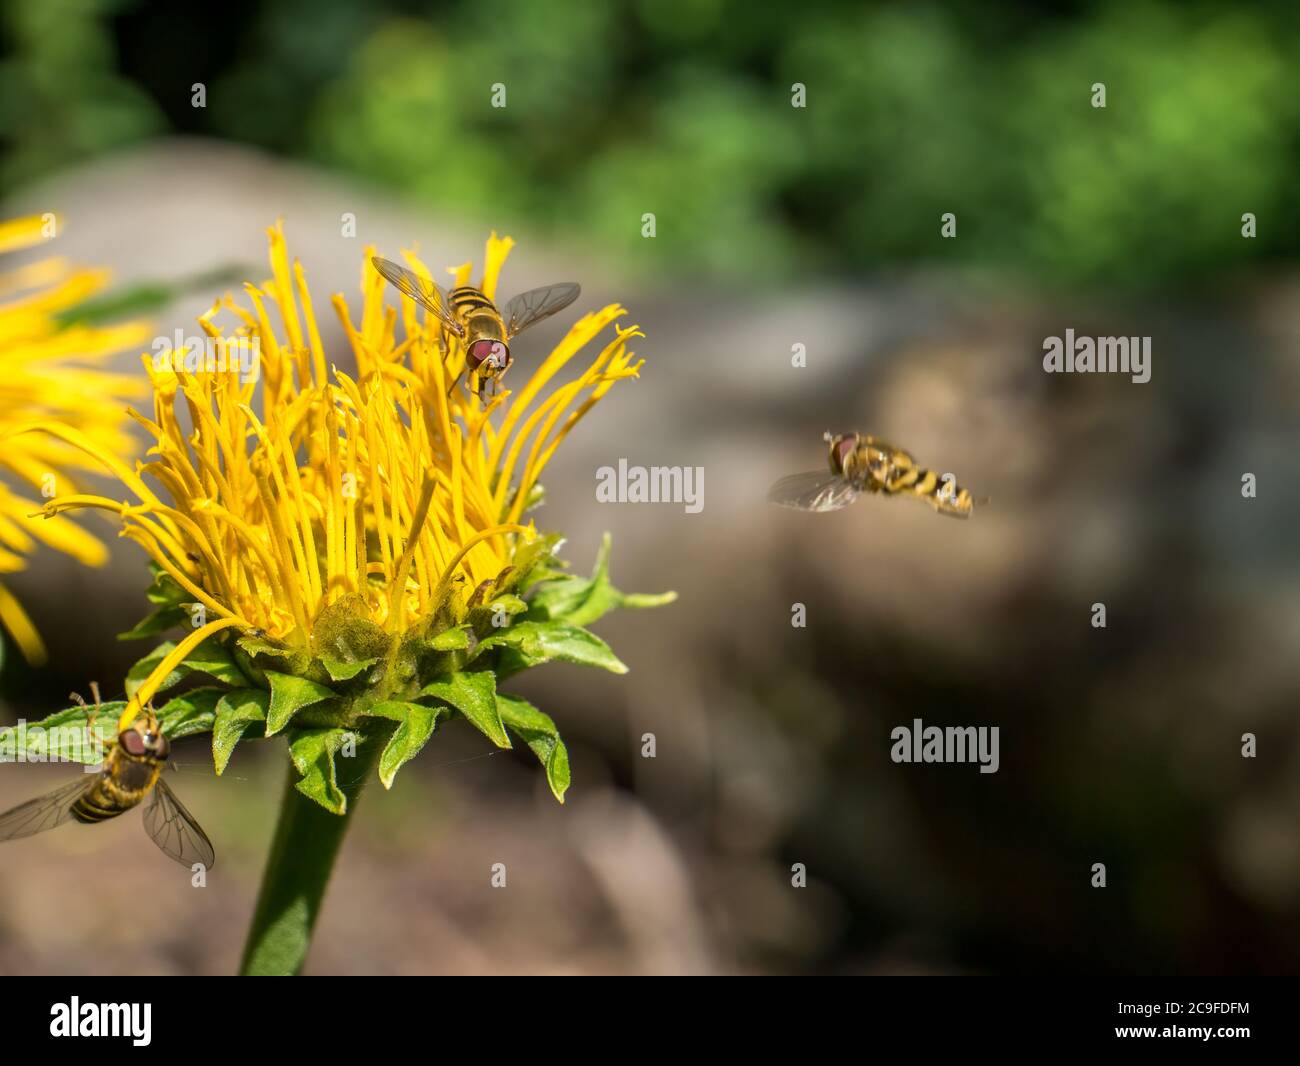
[767,471,860,512]
[502,283,580,338]
[144,778,216,870]
[0,777,91,842]
[371,257,464,336]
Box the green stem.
[239,735,381,975]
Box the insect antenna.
[69,681,107,746]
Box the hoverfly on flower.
[0,684,214,869]
[769,431,979,518]
[371,255,579,399]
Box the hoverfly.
[768,431,978,518]
[0,685,215,869]
[371,256,580,399]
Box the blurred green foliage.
[2,0,1298,288]
[0,0,163,190]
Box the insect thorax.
[463,312,505,341]
[449,286,498,318]
[106,747,163,797]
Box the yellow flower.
[0,216,150,664]
[26,223,642,727]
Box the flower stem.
[239,734,381,975]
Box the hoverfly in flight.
[0,685,215,869]
[372,256,580,399]
[768,431,978,518]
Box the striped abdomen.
[885,465,974,517]
[71,758,158,823]
[449,286,503,328]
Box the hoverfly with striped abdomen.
[372,255,580,400]
[768,431,979,518]
[0,684,215,869]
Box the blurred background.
[1,0,1299,974]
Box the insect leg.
[71,685,108,761]
[437,330,470,400]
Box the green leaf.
[125,636,249,698]
[212,689,269,775]
[184,637,250,687]
[237,631,290,659]
[118,603,190,641]
[288,728,356,814]
[4,687,222,766]
[125,642,182,698]
[360,700,448,788]
[0,698,125,765]
[469,595,528,637]
[264,671,338,737]
[319,654,377,682]
[144,564,188,606]
[418,670,510,748]
[53,265,251,328]
[22,698,126,732]
[526,532,675,627]
[236,630,306,672]
[429,626,470,652]
[497,694,571,803]
[508,531,567,593]
[489,594,528,616]
[475,620,628,677]
[155,687,223,739]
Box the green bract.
[14,534,674,810]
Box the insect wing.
[502,283,580,338]
[0,777,91,842]
[371,257,464,336]
[767,471,860,512]
[144,778,215,870]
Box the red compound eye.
[468,339,508,370]
[120,731,147,756]
[835,437,856,468]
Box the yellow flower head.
[32,224,642,727]
[0,216,149,664]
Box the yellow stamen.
[33,225,642,661]
[119,616,246,730]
